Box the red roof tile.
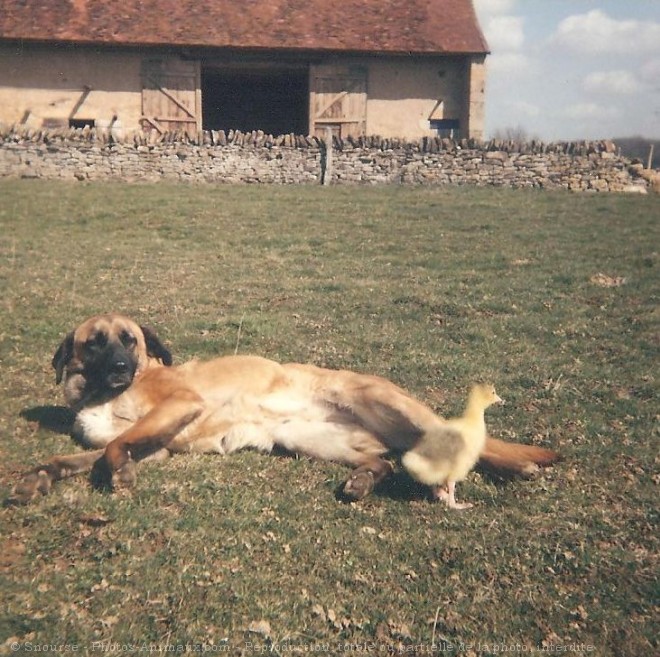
[0,0,488,54]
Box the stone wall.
[0,125,649,192]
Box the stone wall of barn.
[0,125,650,192]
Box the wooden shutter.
[141,59,201,136]
[310,65,367,138]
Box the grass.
[0,181,657,655]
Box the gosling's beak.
[494,394,505,405]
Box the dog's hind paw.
[6,469,53,505]
[111,459,137,491]
[341,470,375,501]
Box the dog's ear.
[140,325,173,366]
[52,331,75,384]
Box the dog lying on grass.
[11,313,559,504]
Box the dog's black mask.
[79,332,139,401]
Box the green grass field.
[0,181,657,655]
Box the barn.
[0,0,488,141]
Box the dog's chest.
[73,400,137,447]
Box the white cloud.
[487,52,530,75]
[562,103,621,121]
[584,70,643,96]
[510,100,540,118]
[473,0,517,18]
[552,10,660,54]
[485,15,524,51]
[640,59,660,87]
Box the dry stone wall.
[0,125,649,192]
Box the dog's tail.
[479,436,560,477]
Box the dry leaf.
[311,604,326,621]
[90,578,109,593]
[79,514,113,527]
[590,272,627,287]
[247,620,271,637]
[389,620,413,640]
[375,622,391,642]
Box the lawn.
[0,181,657,655]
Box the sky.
[472,0,660,141]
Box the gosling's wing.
[413,427,465,463]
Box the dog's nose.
[112,360,129,374]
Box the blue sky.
[472,1,660,140]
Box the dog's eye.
[84,332,107,350]
[120,330,137,348]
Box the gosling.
[402,384,503,509]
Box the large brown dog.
[11,313,559,504]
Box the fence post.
[322,127,333,185]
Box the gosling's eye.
[120,330,137,348]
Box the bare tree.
[491,125,538,142]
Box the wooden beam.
[69,86,92,119]
[154,117,197,123]
[140,116,165,134]
[314,117,364,124]
[315,90,348,119]
[147,76,196,119]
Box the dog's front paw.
[7,468,53,505]
[111,459,137,491]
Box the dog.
[11,313,559,504]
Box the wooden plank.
[140,116,165,134]
[146,76,196,119]
[315,90,349,119]
[315,117,366,124]
[154,117,197,123]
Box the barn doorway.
[201,67,309,135]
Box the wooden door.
[141,59,201,136]
[310,65,367,138]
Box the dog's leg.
[9,449,105,504]
[313,368,561,481]
[295,369,441,500]
[313,369,441,449]
[101,389,204,490]
[267,415,393,501]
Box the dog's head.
[52,314,172,409]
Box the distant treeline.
[615,137,659,168]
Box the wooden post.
[322,127,333,185]
[647,144,655,170]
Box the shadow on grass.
[20,406,75,434]
[333,470,432,504]
[370,468,523,501]
[374,471,431,502]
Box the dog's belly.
[170,390,384,463]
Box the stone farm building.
[0,0,488,141]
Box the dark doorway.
[202,68,309,135]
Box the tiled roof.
[0,0,488,54]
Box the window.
[69,118,95,129]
